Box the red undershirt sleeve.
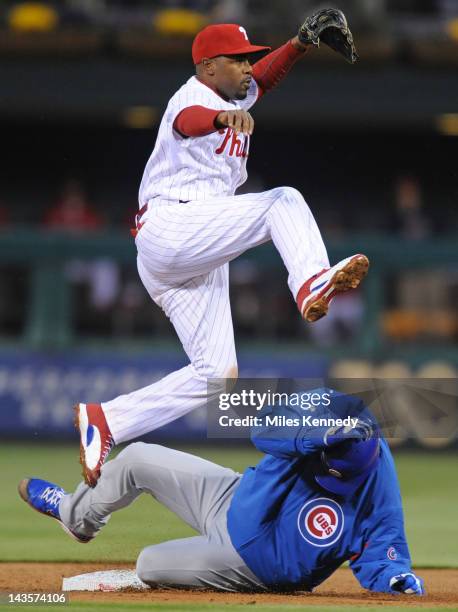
[173,105,221,137]
[252,39,309,97]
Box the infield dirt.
[1,563,457,607]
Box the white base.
[62,569,150,592]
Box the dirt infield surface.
[1,564,457,608]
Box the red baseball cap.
[192,24,270,65]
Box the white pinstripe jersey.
[138,76,259,206]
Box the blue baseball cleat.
[18,478,92,543]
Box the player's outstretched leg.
[74,403,114,487]
[296,253,369,322]
[74,264,236,487]
[18,478,92,543]
[19,443,243,546]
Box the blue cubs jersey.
[227,392,413,592]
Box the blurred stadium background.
[0,0,457,451]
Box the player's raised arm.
[251,39,309,97]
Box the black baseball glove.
[298,8,358,64]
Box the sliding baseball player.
[20,391,423,595]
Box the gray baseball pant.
[59,442,266,592]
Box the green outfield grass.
[0,444,457,567]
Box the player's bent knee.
[278,186,306,204]
[219,364,239,393]
[196,360,238,381]
[136,547,163,586]
[270,185,307,207]
[116,441,149,464]
[119,442,170,469]
[136,550,152,585]
[114,442,173,482]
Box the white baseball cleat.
[297,254,369,323]
[74,403,114,488]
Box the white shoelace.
[40,486,64,508]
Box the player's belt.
[130,199,190,237]
[130,203,148,238]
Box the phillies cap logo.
[239,26,249,41]
[297,498,344,547]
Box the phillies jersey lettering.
[139,75,259,207]
[215,129,249,158]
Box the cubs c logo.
[297,498,344,547]
[387,546,397,560]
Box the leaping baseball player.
[74,9,370,487]
[19,391,424,595]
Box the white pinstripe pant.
[103,187,329,443]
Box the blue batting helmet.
[315,427,380,495]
